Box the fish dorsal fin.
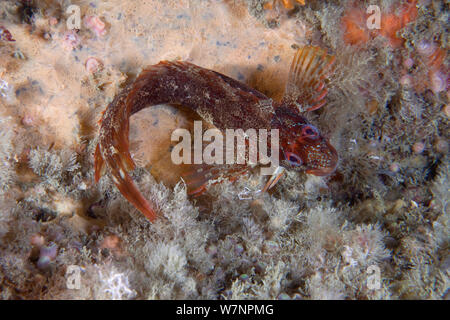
[283,46,335,112]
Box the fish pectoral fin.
[283,46,335,112]
[182,164,248,196]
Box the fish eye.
[301,125,319,139]
[285,152,303,166]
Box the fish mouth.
[306,166,337,176]
[305,141,338,176]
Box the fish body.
[95,47,338,221]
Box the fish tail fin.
[113,159,157,221]
[95,142,156,220]
[94,143,106,183]
[283,46,335,112]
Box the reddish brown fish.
[95,46,338,221]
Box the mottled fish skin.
[128,61,275,131]
[95,49,338,221]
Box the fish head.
[281,123,338,175]
[275,110,338,176]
